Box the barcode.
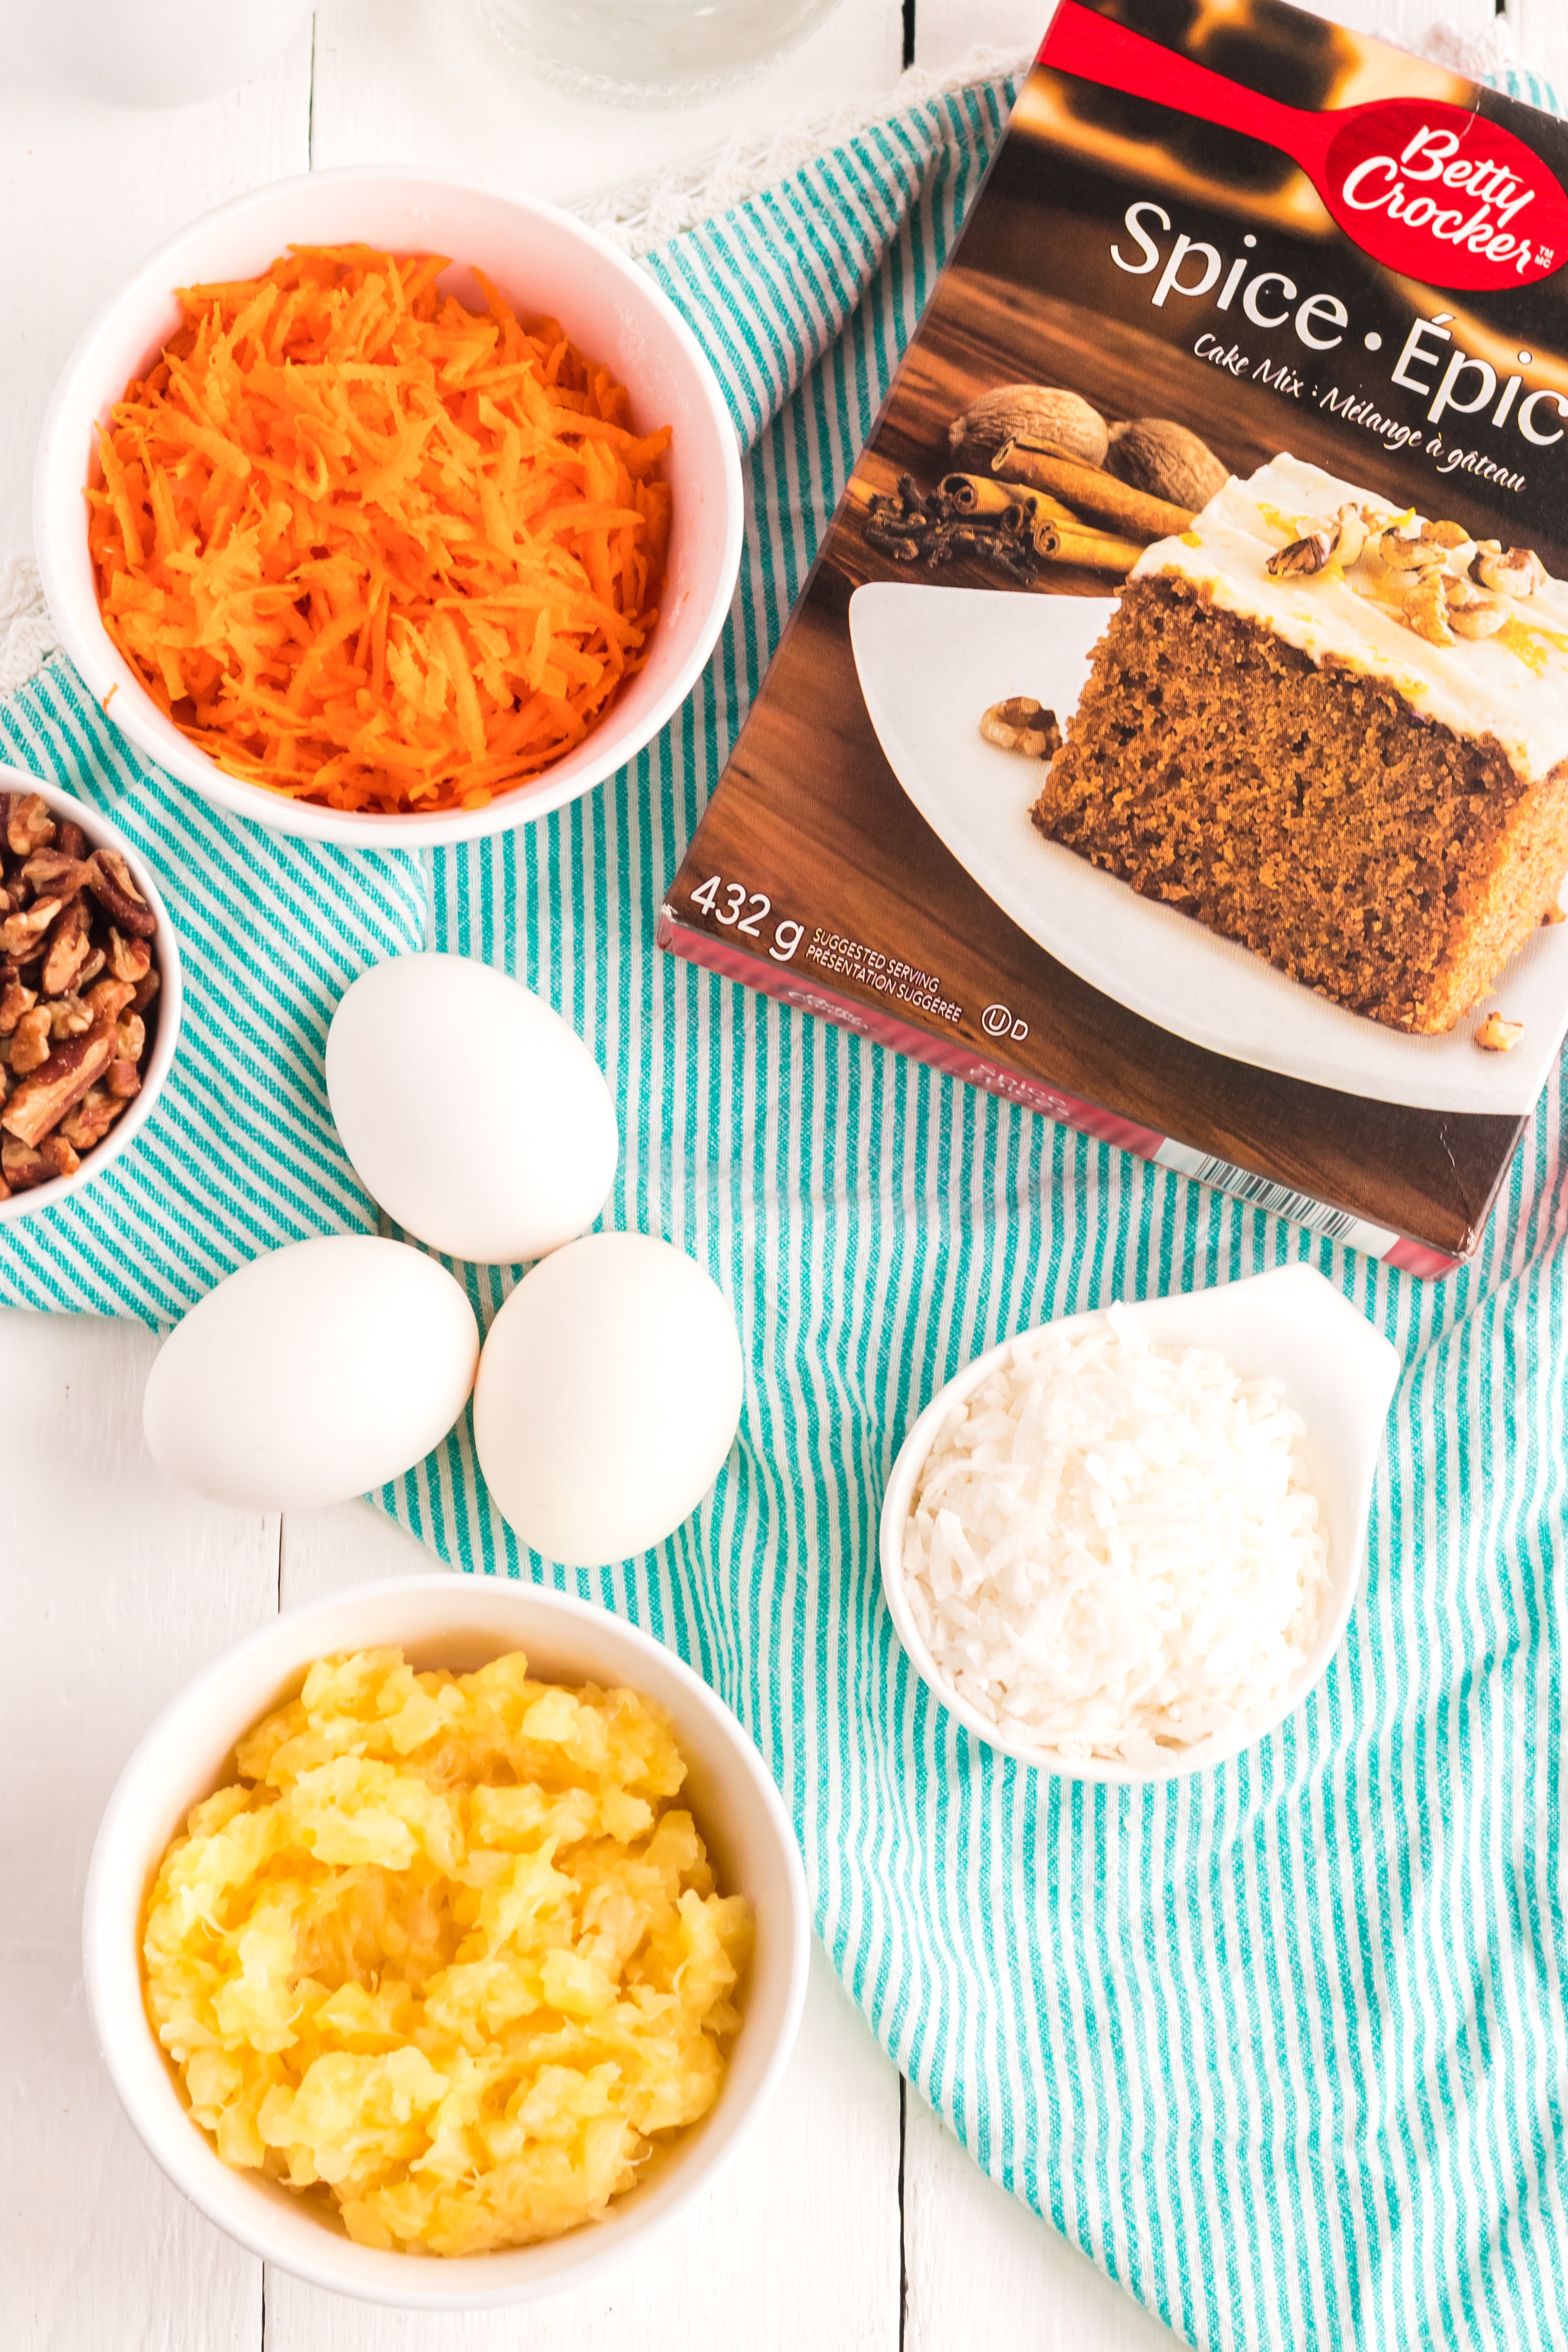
[1152,1140,1401,1258]
[1180,1157,1359,1243]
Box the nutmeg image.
[1106,418,1230,507]
[947,383,1108,471]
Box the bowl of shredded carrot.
[36,172,744,845]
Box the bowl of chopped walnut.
[0,769,180,1218]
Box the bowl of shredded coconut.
[879,1264,1399,1780]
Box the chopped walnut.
[1272,503,1555,656]
[20,849,89,896]
[1331,505,1373,566]
[1402,573,1455,647]
[1475,1013,1525,1052]
[1266,527,1334,578]
[41,897,93,996]
[105,929,151,987]
[1,1026,116,1147]
[9,1007,53,1074]
[0,896,68,958]
[1375,526,1456,595]
[0,1133,48,1192]
[84,848,156,939]
[980,696,1063,759]
[47,994,92,1039]
[37,1133,80,1180]
[58,1086,128,1153]
[1442,576,1509,641]
[5,794,55,859]
[1474,543,1547,598]
[1266,503,1370,577]
[0,802,160,1182]
[0,980,35,1036]
[85,976,137,1027]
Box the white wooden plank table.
[1,4,1560,2348]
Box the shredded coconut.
[900,1306,1330,1766]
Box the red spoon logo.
[1041,2,1568,293]
[1325,100,1567,287]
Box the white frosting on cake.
[1131,453,1568,785]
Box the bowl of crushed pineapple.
[83,1572,809,2307]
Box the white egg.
[325,954,619,1265]
[143,1235,479,1510]
[472,1231,744,1566]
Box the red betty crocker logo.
[1325,101,1568,288]
[1041,1,1568,293]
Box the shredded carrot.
[88,245,673,816]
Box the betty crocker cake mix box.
[659,0,1568,1274]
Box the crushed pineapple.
[142,1646,751,2256]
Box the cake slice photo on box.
[1032,451,1568,1037]
[847,445,1568,1119]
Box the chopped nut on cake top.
[1265,493,1545,650]
[1476,545,1547,598]
[1265,504,1372,576]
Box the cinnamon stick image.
[1029,517,1146,575]
[938,472,1076,526]
[993,441,1194,540]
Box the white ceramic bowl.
[878,1263,1401,1784]
[0,764,182,1224]
[83,1572,809,2308]
[35,169,744,848]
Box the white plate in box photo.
[848,582,1568,1117]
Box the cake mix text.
[1112,200,1567,478]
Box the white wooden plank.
[914,0,1049,74]
[915,0,1505,79]
[309,0,905,204]
[279,1492,437,1604]
[270,1500,904,2352]
[1508,0,1568,98]
[1307,0,1501,55]
[0,1307,278,2352]
[903,2089,1179,2352]
[0,27,313,564]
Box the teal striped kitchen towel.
[5,58,1568,2352]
